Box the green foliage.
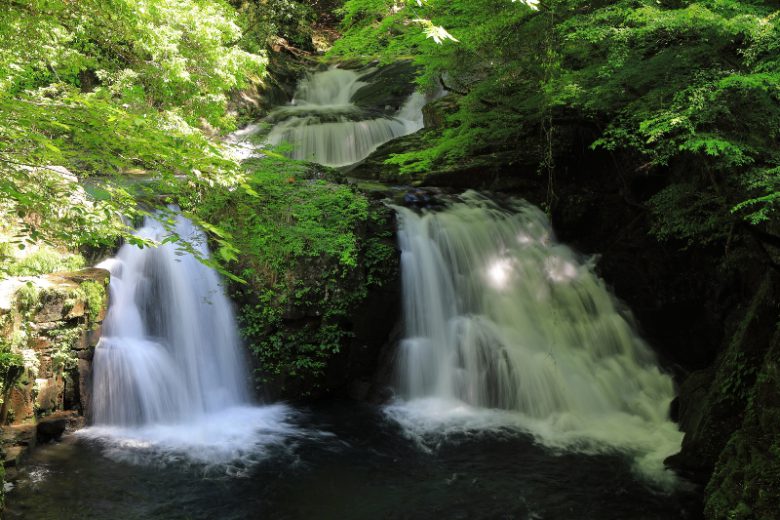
[232,0,317,50]
[196,155,383,391]
[0,0,266,253]
[0,0,265,126]
[648,183,729,247]
[0,337,25,428]
[79,280,106,324]
[0,245,86,277]
[332,0,780,243]
[0,350,25,392]
[15,282,41,314]
[48,327,82,373]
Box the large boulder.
[36,416,68,443]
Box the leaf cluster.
[0,0,267,254]
[332,0,780,244]
[195,155,385,390]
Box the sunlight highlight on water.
[390,191,683,486]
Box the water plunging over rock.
[83,213,295,469]
[388,191,683,485]
[264,66,426,167]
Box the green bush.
[196,156,381,391]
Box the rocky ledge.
[0,268,108,432]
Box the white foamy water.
[388,191,683,487]
[77,405,298,474]
[224,123,265,162]
[84,213,299,471]
[263,66,425,167]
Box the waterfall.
[388,191,682,484]
[92,214,249,425]
[264,66,425,167]
[82,213,294,468]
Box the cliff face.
[0,267,109,508]
[0,268,109,424]
[702,280,780,520]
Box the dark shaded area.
[6,403,702,520]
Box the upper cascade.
[292,66,367,107]
[263,66,426,167]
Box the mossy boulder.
[0,268,109,422]
[704,322,780,520]
[666,273,778,482]
[195,157,401,400]
[661,271,780,519]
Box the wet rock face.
[703,324,780,520]
[660,271,780,520]
[0,268,109,423]
[254,201,402,402]
[350,61,420,116]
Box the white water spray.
[388,191,682,485]
[82,213,295,469]
[264,66,425,167]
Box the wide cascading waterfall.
[388,191,683,485]
[264,66,425,167]
[82,213,294,469]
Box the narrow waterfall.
[264,66,425,167]
[83,213,293,467]
[92,214,249,425]
[389,191,682,484]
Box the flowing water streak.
[264,66,425,167]
[388,191,683,485]
[80,213,295,470]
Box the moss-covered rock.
[703,306,780,519]
[0,267,108,512]
[659,270,780,518]
[666,273,778,483]
[196,157,400,400]
[351,61,419,115]
[0,268,109,422]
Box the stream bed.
[7,402,701,520]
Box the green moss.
[48,326,83,373]
[1,247,86,277]
[705,318,780,520]
[195,156,392,393]
[80,280,106,324]
[15,282,41,315]
[714,277,770,406]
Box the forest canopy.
[330,0,780,245]
[3,0,778,257]
[0,0,266,255]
